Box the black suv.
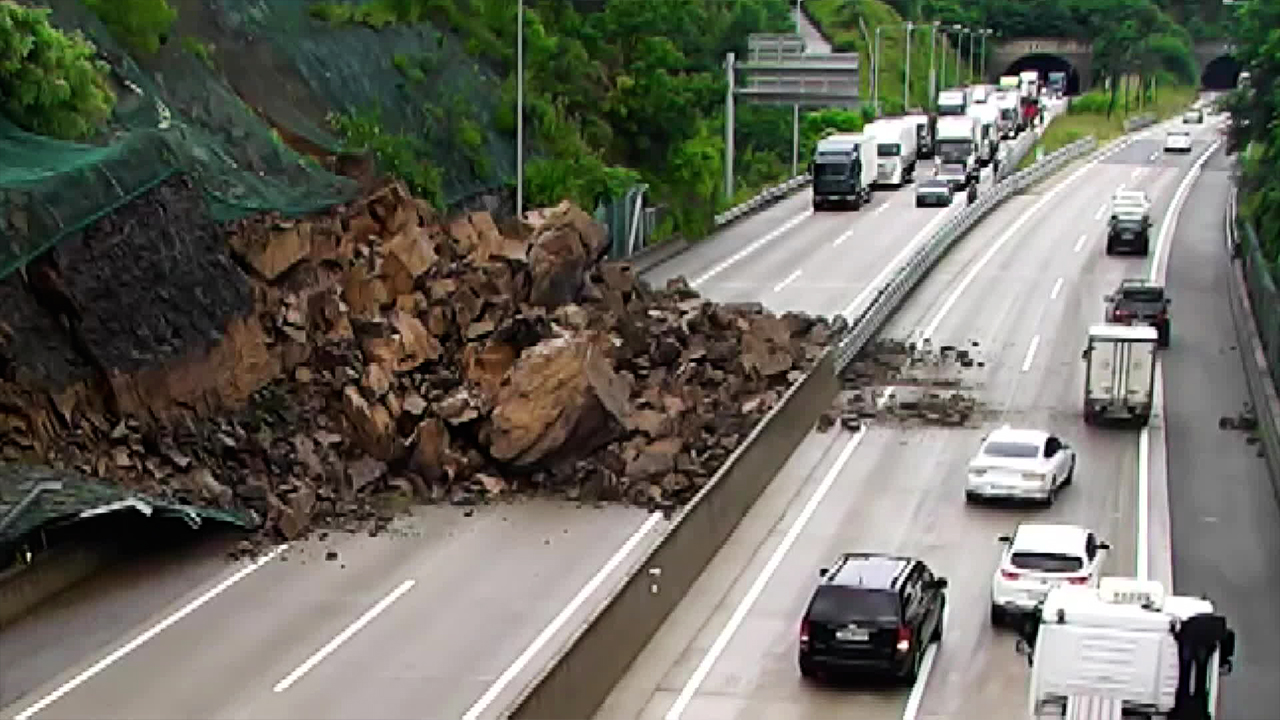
[1104,279,1171,347]
[798,553,947,683]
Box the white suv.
[1164,129,1192,153]
[990,523,1110,626]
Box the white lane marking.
[692,211,811,287]
[1132,167,1145,180]
[1020,334,1041,373]
[773,269,802,293]
[1093,204,1106,220]
[14,545,288,720]
[1049,277,1064,300]
[873,204,888,215]
[463,512,664,720]
[921,133,1145,339]
[839,208,953,319]
[1073,233,1088,253]
[832,227,856,247]
[664,391,893,720]
[901,604,949,720]
[1136,138,1220,582]
[273,579,416,692]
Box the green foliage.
[327,108,444,208]
[181,36,214,69]
[80,0,177,56]
[0,2,115,140]
[1225,0,1280,260]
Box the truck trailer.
[810,133,877,210]
[994,91,1021,138]
[966,102,1000,167]
[903,113,936,159]
[865,118,918,188]
[1081,323,1157,426]
[937,88,969,116]
[1015,577,1236,720]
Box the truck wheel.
[990,604,1005,627]
[1104,239,1116,255]
[1159,324,1171,348]
[1083,408,1097,425]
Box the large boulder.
[486,332,632,467]
[525,201,607,309]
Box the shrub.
[81,0,177,56]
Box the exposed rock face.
[0,184,838,541]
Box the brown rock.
[362,363,392,397]
[626,437,682,480]
[341,385,395,460]
[381,226,438,297]
[463,340,517,403]
[448,215,479,255]
[347,456,387,494]
[230,220,312,281]
[389,310,442,371]
[409,417,449,483]
[437,387,483,425]
[525,201,607,309]
[468,211,505,263]
[343,266,390,319]
[487,333,632,467]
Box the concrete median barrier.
[507,350,840,720]
[0,541,120,631]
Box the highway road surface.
[0,149,967,720]
[1162,150,1280,719]
[592,114,1225,720]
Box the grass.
[1017,83,1199,169]
[804,0,976,115]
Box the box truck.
[1080,323,1157,426]
[967,102,1000,167]
[1014,577,1236,720]
[937,88,969,116]
[903,113,936,159]
[935,114,981,186]
[865,118,918,188]
[994,91,1021,139]
[810,133,877,210]
[999,74,1020,91]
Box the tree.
[1225,0,1280,257]
[0,1,115,140]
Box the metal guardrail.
[713,173,812,228]
[1123,113,1157,133]
[831,135,1099,373]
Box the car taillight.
[1001,568,1023,581]
[800,619,810,643]
[896,625,912,652]
[1066,575,1089,585]
[1113,310,1132,321]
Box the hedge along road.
[588,109,1219,720]
[0,157,972,720]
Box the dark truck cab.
[1105,279,1171,347]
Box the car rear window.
[808,586,900,623]
[982,441,1040,458]
[1122,288,1163,302]
[1010,551,1083,573]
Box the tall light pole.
[516,0,523,219]
[873,26,883,115]
[979,29,992,82]
[928,20,940,107]
[957,28,968,84]
[904,21,914,111]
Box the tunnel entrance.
[1001,54,1081,96]
[1202,55,1242,90]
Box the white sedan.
[964,426,1076,504]
[990,522,1110,625]
[1164,129,1192,153]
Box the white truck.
[994,90,1021,139]
[969,84,993,105]
[903,113,935,159]
[810,132,877,210]
[1081,323,1157,426]
[937,88,969,116]
[966,102,1000,167]
[1014,577,1237,720]
[1020,70,1041,99]
[865,118,917,188]
[935,114,981,186]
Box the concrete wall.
[0,541,120,631]
[508,350,841,719]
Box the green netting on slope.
[0,117,179,279]
[200,0,515,204]
[0,0,359,277]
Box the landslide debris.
[0,180,835,541]
[823,338,986,430]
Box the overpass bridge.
[990,37,1241,94]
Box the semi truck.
[937,88,969,116]
[970,84,993,105]
[903,112,936,159]
[1014,577,1236,720]
[934,114,981,186]
[966,102,1000,167]
[1047,71,1067,98]
[810,133,877,210]
[1020,70,1041,99]
[999,74,1020,92]
[864,118,918,188]
[994,91,1021,139]
[1081,323,1157,426]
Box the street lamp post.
[873,26,883,115]
[979,29,991,82]
[516,0,523,219]
[904,21,914,110]
[928,21,940,108]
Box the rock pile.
[825,338,985,430]
[1,182,835,540]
